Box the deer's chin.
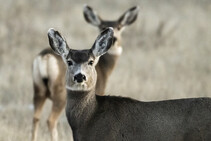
[66,83,91,91]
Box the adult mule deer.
[83,5,139,95]
[31,5,139,141]
[48,27,211,141]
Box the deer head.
[48,28,114,91]
[83,5,139,47]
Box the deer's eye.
[67,60,73,66]
[88,60,94,66]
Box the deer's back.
[79,97,211,141]
[32,48,66,98]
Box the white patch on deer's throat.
[107,46,123,56]
[66,83,90,91]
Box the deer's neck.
[66,88,97,127]
[107,41,123,56]
[95,44,123,95]
[97,44,122,77]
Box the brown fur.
[95,53,119,95]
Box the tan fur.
[32,49,66,141]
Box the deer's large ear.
[118,6,139,26]
[83,5,102,26]
[48,28,69,58]
[91,27,113,57]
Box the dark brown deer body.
[31,5,139,141]
[48,28,211,141]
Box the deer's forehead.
[67,50,93,64]
[100,21,119,28]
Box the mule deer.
[32,5,139,141]
[32,49,66,141]
[48,27,211,141]
[83,5,139,95]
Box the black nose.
[74,73,86,83]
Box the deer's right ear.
[48,28,69,57]
[83,5,102,26]
[118,6,139,26]
[91,27,114,57]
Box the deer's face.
[83,5,139,46]
[48,28,113,91]
[64,50,98,91]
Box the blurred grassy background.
[0,0,210,140]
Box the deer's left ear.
[83,5,102,26]
[48,28,70,58]
[91,27,114,57]
[118,6,139,26]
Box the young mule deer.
[83,5,139,95]
[48,27,211,141]
[31,5,139,141]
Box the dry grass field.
[0,0,211,140]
